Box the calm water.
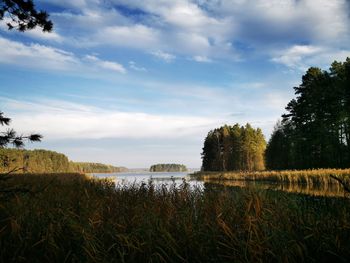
[93,171,203,188]
[93,172,347,197]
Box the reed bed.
[193,168,350,186]
[0,173,350,262]
[205,179,347,198]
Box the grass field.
[0,173,350,262]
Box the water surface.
[93,172,347,197]
[93,171,202,188]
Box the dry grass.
[0,173,350,262]
[192,168,350,186]
[204,179,347,197]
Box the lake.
[93,171,347,197]
[93,171,203,188]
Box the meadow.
[0,173,350,262]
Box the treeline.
[201,124,266,171]
[0,148,70,173]
[266,58,350,170]
[150,164,188,172]
[0,148,127,173]
[70,162,128,173]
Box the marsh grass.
[193,169,350,186]
[205,180,347,197]
[0,173,350,262]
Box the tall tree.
[266,58,350,170]
[265,121,291,170]
[201,123,266,171]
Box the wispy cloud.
[39,0,350,61]
[1,97,226,140]
[192,55,212,63]
[0,37,79,71]
[94,24,160,49]
[0,37,126,74]
[84,55,126,74]
[272,45,350,71]
[128,61,147,72]
[150,50,176,63]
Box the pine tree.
[201,123,266,171]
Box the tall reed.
[193,168,350,186]
[0,173,349,262]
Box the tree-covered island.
[149,163,188,172]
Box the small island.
[149,163,188,172]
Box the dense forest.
[266,58,350,170]
[149,164,188,172]
[201,124,266,171]
[0,148,127,174]
[70,162,128,173]
[0,148,70,173]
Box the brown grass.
[0,173,350,262]
[192,168,350,186]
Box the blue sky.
[0,0,349,168]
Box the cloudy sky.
[1,0,349,168]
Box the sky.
[0,0,349,168]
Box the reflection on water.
[205,179,347,197]
[93,172,347,197]
[93,172,203,188]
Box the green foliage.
[0,148,127,174]
[266,58,350,170]
[149,163,188,172]
[0,148,70,173]
[0,0,52,32]
[70,161,128,173]
[201,123,266,171]
[1,173,350,262]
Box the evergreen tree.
[149,164,187,172]
[201,123,266,171]
[266,58,350,170]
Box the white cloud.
[0,37,79,71]
[45,0,235,59]
[0,18,63,42]
[28,0,350,62]
[192,55,212,63]
[1,97,225,140]
[272,45,322,69]
[94,24,161,50]
[272,45,350,70]
[150,50,176,62]
[0,37,126,74]
[200,0,350,43]
[84,55,126,73]
[25,28,63,42]
[110,0,349,60]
